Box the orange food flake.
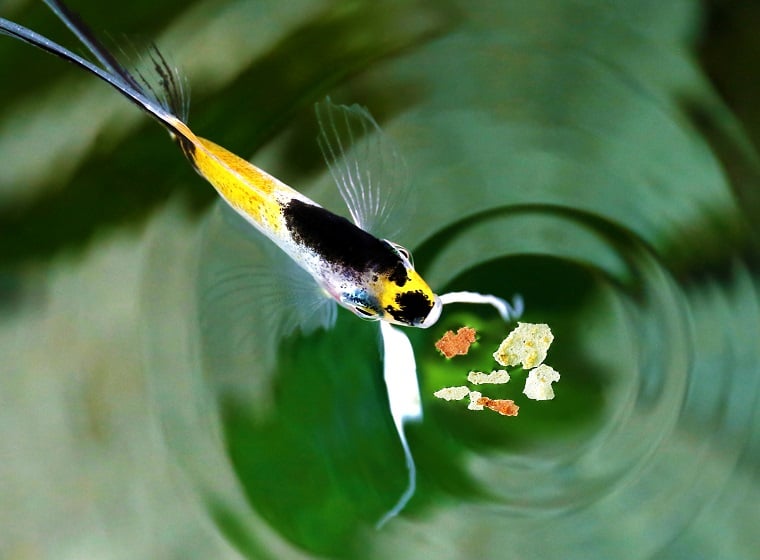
[434,327,477,358]
[476,397,520,417]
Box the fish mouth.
[418,295,443,329]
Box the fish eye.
[388,241,413,265]
[352,305,380,320]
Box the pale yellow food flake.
[433,386,471,401]
[522,364,560,401]
[467,369,511,385]
[493,322,554,369]
[467,391,485,410]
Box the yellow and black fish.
[1,0,523,526]
[0,0,444,328]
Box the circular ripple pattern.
[147,200,760,560]
[390,206,760,559]
[142,2,760,557]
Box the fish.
[0,0,444,328]
[0,0,522,328]
[1,0,523,526]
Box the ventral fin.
[198,203,337,410]
[316,98,412,241]
[376,321,422,528]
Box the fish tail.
[0,1,190,139]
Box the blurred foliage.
[1,1,760,559]
[0,0,452,264]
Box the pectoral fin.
[316,98,412,241]
[198,203,337,410]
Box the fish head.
[337,240,442,328]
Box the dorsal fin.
[130,44,189,122]
[41,0,189,121]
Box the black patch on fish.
[388,290,433,325]
[283,199,407,283]
[175,135,198,170]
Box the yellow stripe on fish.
[171,119,296,234]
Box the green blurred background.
[1,1,759,559]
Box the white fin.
[316,98,410,240]
[439,291,524,322]
[198,203,337,407]
[376,321,422,529]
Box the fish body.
[172,121,440,326]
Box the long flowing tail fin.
[0,0,189,136]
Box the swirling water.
[144,2,760,558]
[1,1,758,559]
